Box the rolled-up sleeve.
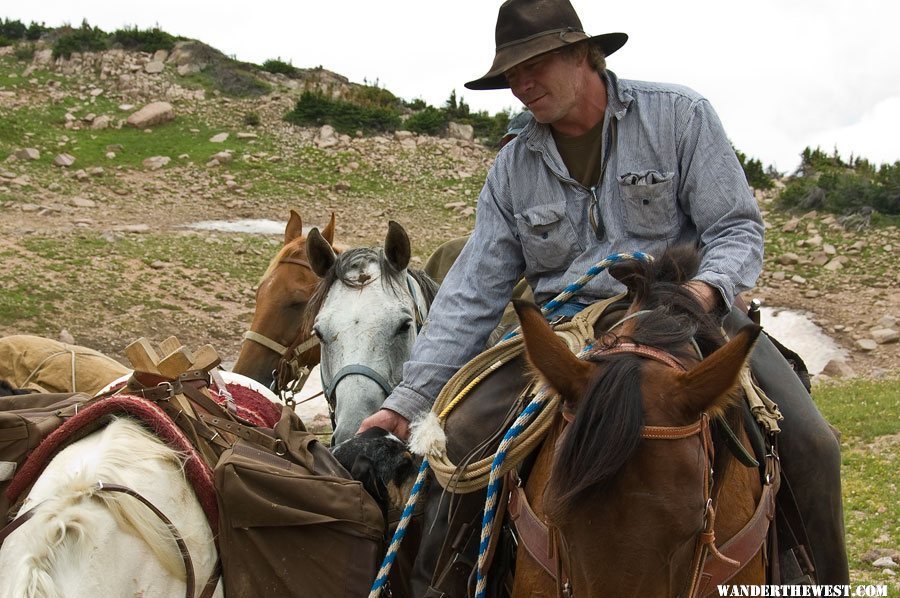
[676,98,765,307]
[382,159,525,421]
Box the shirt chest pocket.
[514,202,580,272]
[618,170,678,239]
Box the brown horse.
[509,248,771,597]
[232,210,336,391]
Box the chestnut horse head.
[513,246,765,597]
[232,210,336,391]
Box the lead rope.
[367,252,653,597]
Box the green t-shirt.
[552,118,605,188]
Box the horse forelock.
[259,234,307,284]
[549,356,646,518]
[302,247,439,338]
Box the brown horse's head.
[514,246,762,596]
[232,210,336,389]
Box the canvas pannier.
[0,391,90,516]
[214,407,385,598]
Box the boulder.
[53,153,76,167]
[15,148,40,160]
[126,102,175,129]
[447,122,475,141]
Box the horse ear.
[307,227,337,277]
[677,324,762,417]
[285,210,303,244]
[514,300,594,403]
[385,221,411,271]
[321,212,336,246]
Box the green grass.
[813,378,899,584]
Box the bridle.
[241,257,319,402]
[557,341,776,598]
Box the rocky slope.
[0,42,896,380]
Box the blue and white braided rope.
[368,458,430,598]
[502,251,653,341]
[473,384,555,597]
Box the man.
[361,0,848,586]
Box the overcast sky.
[7,0,899,173]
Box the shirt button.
[542,232,549,239]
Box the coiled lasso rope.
[368,251,652,597]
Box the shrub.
[262,58,298,77]
[26,21,49,40]
[243,111,261,127]
[286,91,401,135]
[778,146,900,217]
[206,62,269,97]
[110,26,176,53]
[404,98,427,111]
[0,35,12,48]
[0,18,26,40]
[14,43,34,62]
[348,84,400,109]
[52,21,109,59]
[404,106,448,136]
[734,148,773,190]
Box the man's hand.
[683,280,721,313]
[358,408,411,441]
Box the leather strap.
[698,455,780,596]
[1,482,220,598]
[508,476,557,579]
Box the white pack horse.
[304,221,439,445]
[0,371,277,598]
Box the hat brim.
[464,32,627,91]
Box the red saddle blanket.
[6,380,282,533]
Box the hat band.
[496,26,586,51]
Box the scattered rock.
[873,556,898,570]
[144,61,166,74]
[126,102,175,129]
[778,252,800,265]
[236,132,258,140]
[821,359,855,378]
[149,260,168,269]
[871,329,899,344]
[53,153,76,167]
[14,148,40,160]
[58,330,76,345]
[855,339,877,352]
[209,133,229,143]
[91,115,111,130]
[447,122,475,141]
[69,197,96,208]
[142,156,171,171]
[209,151,233,164]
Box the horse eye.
[313,326,324,342]
[397,320,412,335]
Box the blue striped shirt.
[383,70,764,421]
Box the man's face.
[505,48,585,125]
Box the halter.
[319,270,428,427]
[240,257,319,401]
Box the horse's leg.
[724,307,849,583]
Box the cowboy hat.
[465,0,627,91]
